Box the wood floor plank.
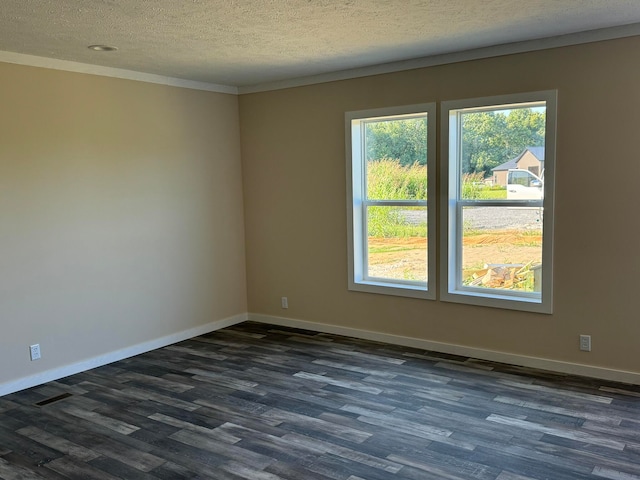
[259,407,372,444]
[56,404,140,436]
[592,466,640,480]
[15,426,100,462]
[0,457,50,480]
[148,460,201,480]
[168,429,274,470]
[44,455,120,479]
[486,414,627,451]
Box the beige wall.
[240,36,640,374]
[0,63,247,386]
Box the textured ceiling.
[2,0,640,89]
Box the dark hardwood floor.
[1,321,639,479]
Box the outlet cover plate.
[579,335,591,352]
[29,344,41,361]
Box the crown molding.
[238,22,640,94]
[0,50,238,95]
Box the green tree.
[504,108,545,155]
[365,118,427,166]
[461,112,507,174]
[461,108,546,176]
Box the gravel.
[400,207,543,231]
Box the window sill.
[349,280,434,300]
[441,288,551,314]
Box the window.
[441,91,556,313]
[345,92,556,312]
[346,104,436,299]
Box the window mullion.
[364,200,427,207]
[458,200,543,208]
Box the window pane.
[365,117,427,201]
[460,106,546,200]
[461,206,542,292]
[367,206,427,282]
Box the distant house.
[491,146,544,186]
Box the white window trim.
[440,90,557,313]
[346,103,436,300]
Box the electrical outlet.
[29,344,41,361]
[579,335,591,352]
[281,297,288,309]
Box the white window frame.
[440,91,557,313]
[346,103,436,299]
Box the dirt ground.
[368,231,542,281]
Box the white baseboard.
[248,313,640,385]
[0,313,248,397]
[5,311,638,397]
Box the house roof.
[492,147,545,172]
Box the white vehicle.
[507,169,544,200]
